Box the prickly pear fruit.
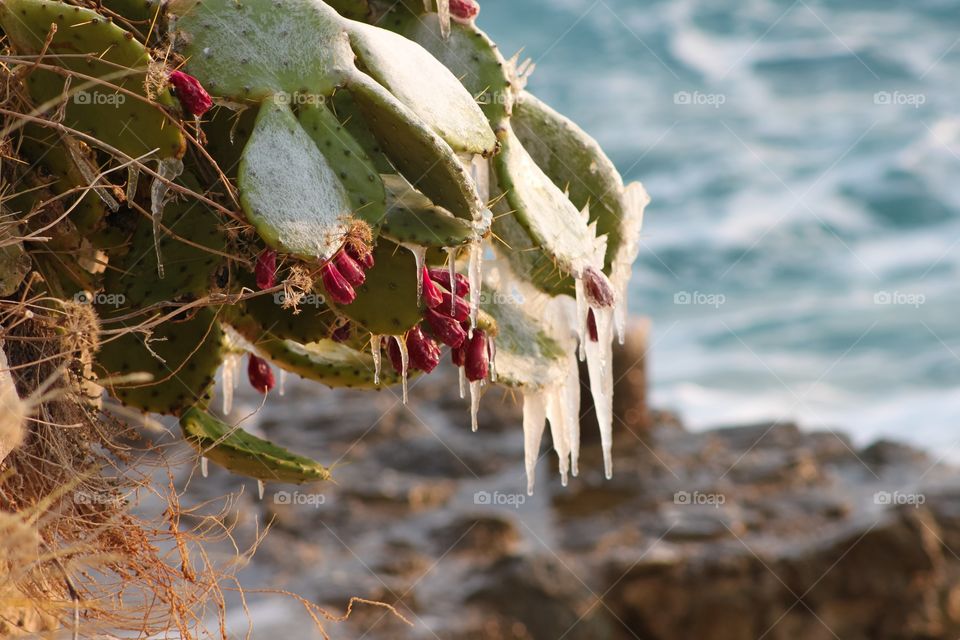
[255,249,277,290]
[465,329,489,382]
[450,0,479,22]
[421,268,444,309]
[169,70,214,117]
[406,326,440,373]
[331,322,352,343]
[583,266,615,308]
[451,342,467,367]
[441,291,470,322]
[428,268,470,297]
[387,337,404,374]
[334,251,366,287]
[587,308,599,342]
[321,262,356,305]
[424,308,467,348]
[248,354,275,393]
[346,242,375,270]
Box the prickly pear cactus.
[0,0,648,492]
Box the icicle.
[279,369,287,396]
[402,243,427,304]
[221,352,241,414]
[469,379,482,432]
[200,456,209,478]
[437,0,451,38]
[468,237,483,331]
[522,392,548,495]
[395,335,409,404]
[257,479,265,500]
[125,165,140,203]
[446,247,459,316]
[574,277,588,361]
[458,367,466,399]
[371,335,383,385]
[560,352,582,477]
[487,336,497,382]
[585,307,615,478]
[545,388,571,486]
[149,158,184,279]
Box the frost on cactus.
[1,0,649,490]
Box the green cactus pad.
[491,207,574,297]
[331,90,394,174]
[330,239,422,335]
[94,178,226,414]
[348,74,482,221]
[298,101,387,229]
[180,408,331,483]
[202,105,257,180]
[18,125,107,236]
[235,278,340,346]
[0,0,184,160]
[238,99,353,261]
[325,0,370,21]
[100,0,163,30]
[96,306,223,414]
[513,91,626,273]
[380,175,475,248]
[249,336,401,390]
[397,13,513,125]
[346,19,497,156]
[169,0,350,102]
[482,288,565,390]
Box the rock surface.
[166,319,960,639]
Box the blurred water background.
[482,0,960,452]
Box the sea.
[482,0,960,453]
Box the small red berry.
[247,354,275,393]
[334,251,366,287]
[320,262,356,305]
[423,307,467,348]
[255,249,277,290]
[168,70,213,117]
[465,330,489,382]
[450,0,479,23]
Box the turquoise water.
[483,0,960,449]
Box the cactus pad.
[380,176,475,248]
[180,408,331,483]
[238,100,353,261]
[0,0,184,159]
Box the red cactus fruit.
[440,291,470,322]
[582,265,615,308]
[247,354,275,393]
[331,322,352,343]
[424,307,467,348]
[346,243,375,270]
[168,70,213,117]
[451,342,468,367]
[587,308,599,342]
[450,0,480,23]
[421,268,444,309]
[387,336,404,374]
[406,326,441,373]
[255,249,277,290]
[428,268,469,296]
[320,262,356,305]
[465,329,489,382]
[334,251,366,287]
